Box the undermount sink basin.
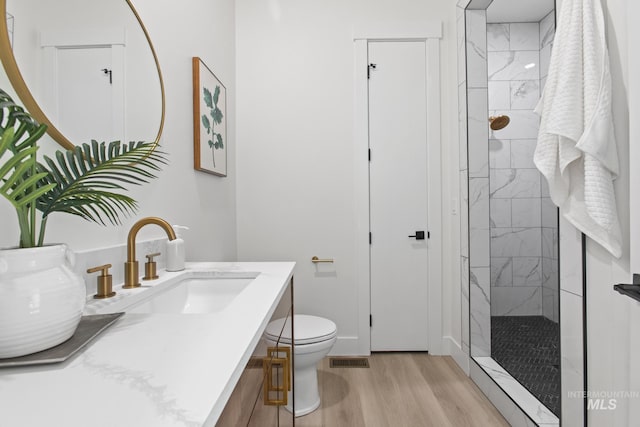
[127,275,257,314]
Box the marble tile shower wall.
[539,12,559,324]
[465,8,491,357]
[456,3,470,357]
[487,12,558,322]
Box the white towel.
[534,0,622,258]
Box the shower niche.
[459,0,573,425]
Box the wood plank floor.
[296,353,509,427]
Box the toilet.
[264,314,337,416]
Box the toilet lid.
[265,314,337,345]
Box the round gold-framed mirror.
[0,0,165,150]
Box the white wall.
[581,0,640,425]
[0,0,238,262]
[534,0,637,425]
[235,0,459,354]
[628,0,640,424]
[564,0,640,424]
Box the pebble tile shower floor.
[491,316,560,416]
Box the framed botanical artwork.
[193,57,227,176]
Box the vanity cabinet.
[216,277,294,427]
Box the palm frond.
[37,140,168,225]
[0,89,52,247]
[0,94,52,209]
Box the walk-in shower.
[462,0,562,423]
[486,9,560,416]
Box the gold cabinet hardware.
[263,346,291,406]
[268,347,291,391]
[143,252,161,280]
[87,264,116,299]
[311,256,334,263]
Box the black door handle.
[408,231,425,240]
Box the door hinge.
[428,231,431,239]
[368,148,371,161]
[367,63,377,79]
[369,232,372,244]
[370,315,372,327]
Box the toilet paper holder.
[311,256,333,263]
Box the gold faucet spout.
[124,216,177,288]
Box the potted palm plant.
[0,89,167,358]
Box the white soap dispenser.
[166,225,189,272]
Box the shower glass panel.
[466,0,560,418]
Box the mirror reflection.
[1,0,163,149]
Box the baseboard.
[442,336,469,374]
[328,336,472,362]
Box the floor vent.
[329,357,370,368]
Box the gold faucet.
[124,217,177,288]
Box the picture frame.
[192,57,227,176]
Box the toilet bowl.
[264,314,337,416]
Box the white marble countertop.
[0,261,295,427]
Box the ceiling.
[486,0,555,23]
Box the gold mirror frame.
[0,0,165,150]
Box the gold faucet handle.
[143,252,161,281]
[145,252,161,262]
[87,263,112,275]
[87,264,116,299]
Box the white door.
[369,41,429,351]
[56,46,117,144]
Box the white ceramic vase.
[0,244,86,358]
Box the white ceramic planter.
[0,245,86,358]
